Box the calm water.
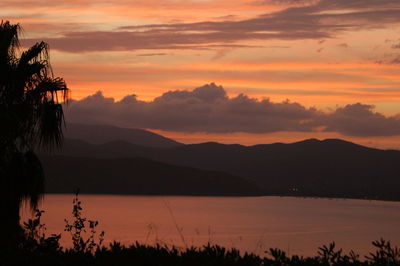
[21,195,400,256]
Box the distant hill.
[64,123,182,148]
[52,138,400,201]
[41,155,261,196]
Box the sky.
[3,0,400,148]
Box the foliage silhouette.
[0,20,68,246]
[1,194,399,265]
[21,208,62,254]
[64,190,105,254]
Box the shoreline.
[43,192,400,203]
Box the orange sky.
[3,0,400,148]
[152,130,400,150]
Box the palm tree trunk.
[0,179,22,249]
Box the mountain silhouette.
[47,136,400,200]
[64,123,182,148]
[41,155,260,196]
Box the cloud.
[22,0,400,52]
[137,53,168,56]
[322,103,400,136]
[65,83,318,133]
[211,49,231,60]
[392,43,400,49]
[64,83,400,136]
[390,56,400,64]
[266,0,317,5]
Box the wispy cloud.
[392,43,400,49]
[22,0,400,52]
[137,53,168,56]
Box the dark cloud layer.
[23,0,400,52]
[322,103,400,137]
[65,83,400,137]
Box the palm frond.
[37,102,66,150]
[18,41,48,67]
[0,21,21,59]
[21,151,45,210]
[0,21,69,223]
[4,150,44,212]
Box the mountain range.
[40,123,400,201]
[42,155,260,196]
[64,123,182,147]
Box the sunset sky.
[3,0,400,148]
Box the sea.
[21,194,400,257]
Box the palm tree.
[0,21,69,245]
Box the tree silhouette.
[0,21,69,246]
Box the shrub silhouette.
[1,194,399,265]
[21,208,62,254]
[64,190,105,254]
